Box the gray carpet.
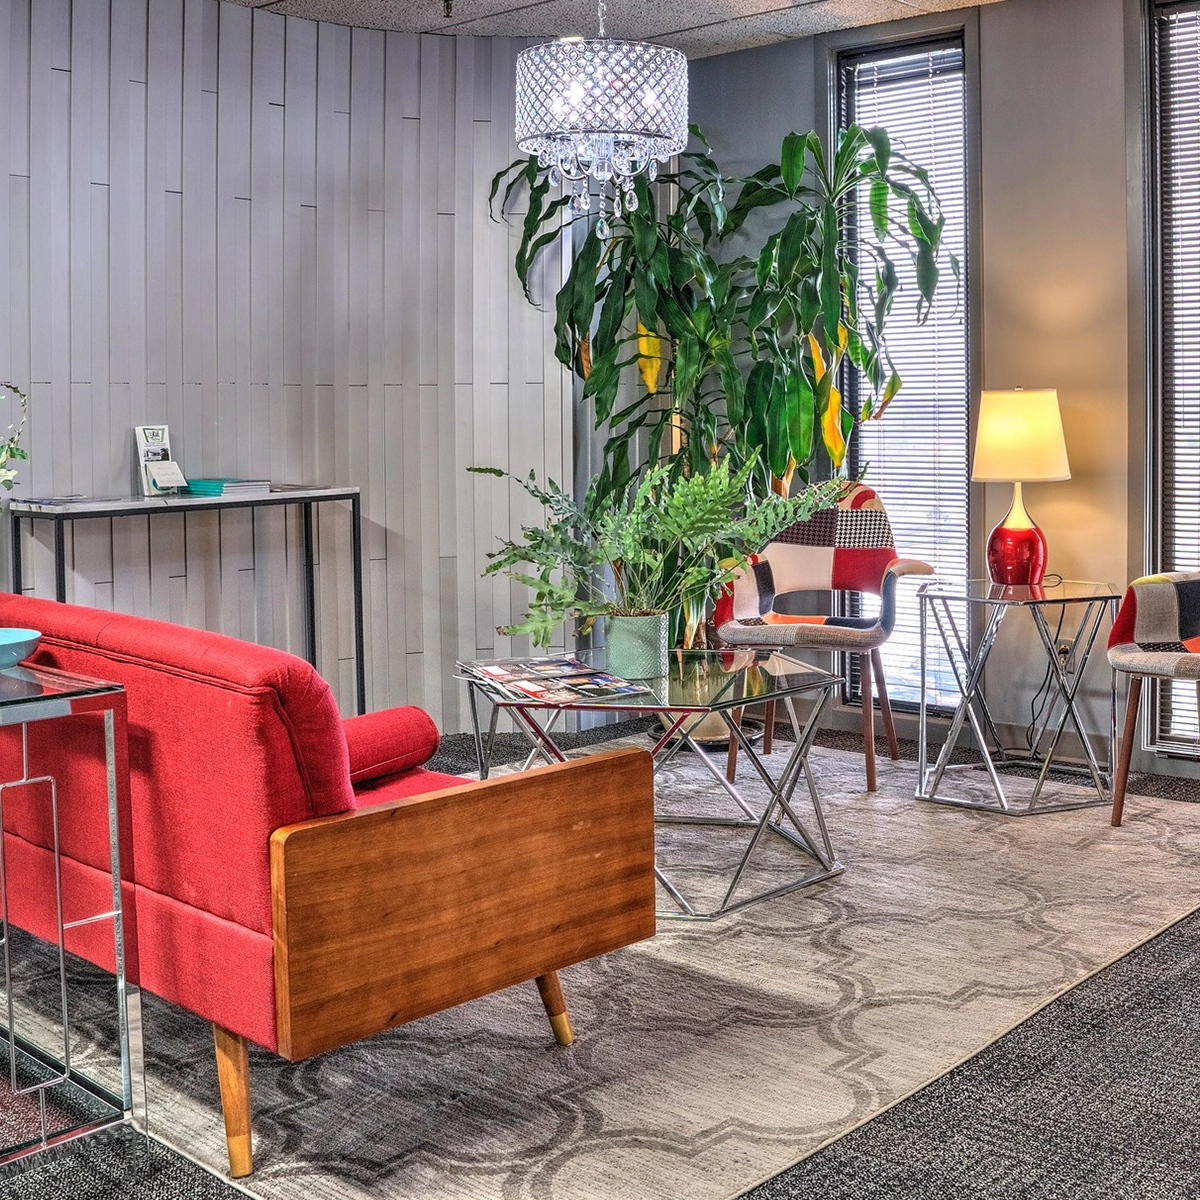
[7,910,1200,1199]
[428,718,1200,802]
[4,737,1200,1199]
[741,907,1200,1200]
[0,1127,249,1199]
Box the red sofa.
[0,593,655,1176]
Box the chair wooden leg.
[1112,675,1142,828]
[535,971,574,1046]
[871,649,900,762]
[726,707,743,782]
[861,653,877,792]
[213,1024,252,1178]
[763,699,776,755]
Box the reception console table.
[0,663,143,1164]
[9,486,365,715]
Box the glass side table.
[0,662,143,1165]
[460,648,843,920]
[917,579,1120,814]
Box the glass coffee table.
[460,648,844,920]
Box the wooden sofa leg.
[860,653,877,792]
[1112,675,1142,828]
[872,649,901,762]
[535,972,575,1046]
[213,1024,253,1177]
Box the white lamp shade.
[972,389,1071,482]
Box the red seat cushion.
[351,765,467,808]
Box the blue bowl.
[0,628,41,669]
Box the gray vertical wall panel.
[0,1,567,728]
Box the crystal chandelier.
[514,0,688,237]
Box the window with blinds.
[839,40,970,710]
[1153,3,1200,750]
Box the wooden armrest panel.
[270,748,656,1060]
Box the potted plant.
[471,457,846,679]
[491,125,955,505]
[0,382,29,492]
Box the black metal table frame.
[465,674,845,921]
[10,489,366,715]
[917,584,1121,814]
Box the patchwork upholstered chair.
[713,484,932,791]
[1108,571,1200,826]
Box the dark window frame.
[1147,0,1200,754]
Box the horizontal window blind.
[840,41,970,711]
[1154,3,1200,749]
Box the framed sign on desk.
[8,486,366,715]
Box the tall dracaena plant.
[491,124,955,504]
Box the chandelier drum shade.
[514,1,688,236]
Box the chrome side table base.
[467,679,844,921]
[916,583,1120,815]
[0,687,145,1165]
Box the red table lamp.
[972,388,1070,586]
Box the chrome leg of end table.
[467,682,501,780]
[655,686,843,921]
[1026,600,1112,805]
[919,599,1009,806]
[918,598,1116,815]
[0,709,144,1165]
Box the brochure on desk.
[458,655,651,704]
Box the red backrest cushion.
[0,594,355,936]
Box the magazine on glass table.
[457,655,651,704]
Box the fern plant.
[471,460,846,649]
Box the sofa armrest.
[342,706,440,783]
[269,748,656,1061]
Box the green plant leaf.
[819,201,841,340]
[865,126,891,175]
[784,358,814,466]
[869,178,889,240]
[780,131,806,194]
[595,253,631,356]
[634,265,659,327]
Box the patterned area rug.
[6,742,1200,1200]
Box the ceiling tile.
[226,0,1006,58]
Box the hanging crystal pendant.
[514,0,687,239]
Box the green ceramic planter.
[605,613,670,681]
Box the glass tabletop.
[918,579,1119,606]
[459,647,840,713]
[0,662,123,707]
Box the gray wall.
[0,0,571,731]
[691,0,1147,757]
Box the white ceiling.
[226,0,1003,59]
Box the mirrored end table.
[460,648,844,920]
[917,579,1120,815]
[0,663,143,1165]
